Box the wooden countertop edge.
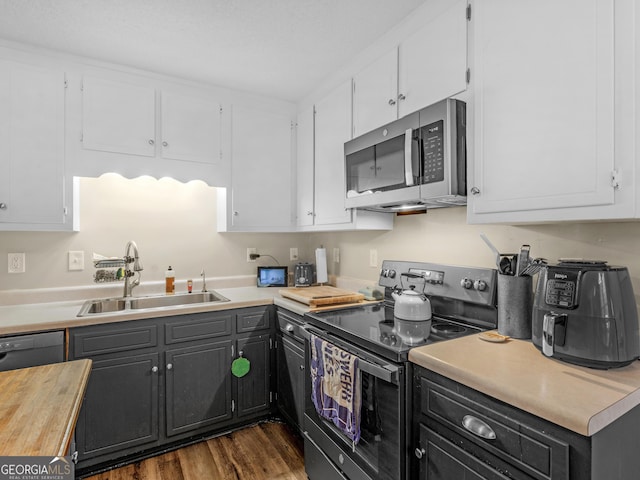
[57,359,92,456]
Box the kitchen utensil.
[478,331,510,343]
[480,233,502,267]
[519,258,547,276]
[515,245,531,276]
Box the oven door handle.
[301,325,399,384]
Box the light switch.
[68,251,85,271]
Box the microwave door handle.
[404,128,415,186]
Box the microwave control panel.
[421,120,445,184]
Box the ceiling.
[0,0,426,102]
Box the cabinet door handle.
[414,447,425,459]
[398,93,406,101]
[166,363,173,370]
[470,187,481,196]
[388,98,396,106]
[462,415,496,440]
[299,365,305,371]
[162,141,168,147]
[148,139,155,145]
[151,366,159,373]
[0,203,6,210]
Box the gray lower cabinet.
[70,306,274,472]
[275,308,306,433]
[413,366,640,480]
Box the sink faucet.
[123,241,143,297]
[200,268,207,292]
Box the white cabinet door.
[0,60,69,229]
[398,0,468,117]
[82,76,156,157]
[160,91,221,164]
[468,0,618,222]
[314,81,353,226]
[229,105,293,229]
[296,106,315,227]
[352,49,398,138]
[352,0,468,137]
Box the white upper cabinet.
[82,76,156,157]
[313,81,353,226]
[398,0,468,118]
[296,82,393,231]
[78,73,224,185]
[160,91,221,164]
[468,0,635,223]
[352,0,468,137]
[352,49,398,137]
[218,104,294,231]
[296,105,315,227]
[0,59,75,231]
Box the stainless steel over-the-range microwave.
[345,98,466,213]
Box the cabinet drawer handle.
[151,366,158,373]
[462,415,496,440]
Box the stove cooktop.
[304,261,499,362]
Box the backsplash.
[1,175,639,305]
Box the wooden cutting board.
[279,286,365,307]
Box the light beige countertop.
[0,286,312,336]
[409,333,640,436]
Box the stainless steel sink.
[129,292,229,310]
[77,291,230,317]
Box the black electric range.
[304,260,498,363]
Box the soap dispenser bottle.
[165,266,175,295]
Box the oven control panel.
[379,260,497,306]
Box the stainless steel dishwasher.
[0,331,65,371]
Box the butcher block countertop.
[409,334,640,437]
[0,359,92,455]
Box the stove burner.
[431,322,467,335]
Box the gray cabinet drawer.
[72,321,158,358]
[236,307,272,333]
[419,371,573,480]
[165,311,232,344]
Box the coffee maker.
[532,260,640,369]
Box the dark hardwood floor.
[84,421,305,480]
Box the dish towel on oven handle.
[310,333,362,448]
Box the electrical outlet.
[290,248,299,261]
[8,253,25,274]
[333,248,340,263]
[68,250,85,271]
[369,249,378,268]
[247,247,257,262]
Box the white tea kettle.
[392,286,432,321]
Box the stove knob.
[388,269,396,279]
[460,278,473,289]
[474,279,488,291]
[380,268,389,278]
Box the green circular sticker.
[231,357,250,377]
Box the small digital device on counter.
[257,266,288,287]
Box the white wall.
[2,175,640,305]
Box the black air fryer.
[532,260,640,369]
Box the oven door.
[345,111,421,210]
[302,325,406,480]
